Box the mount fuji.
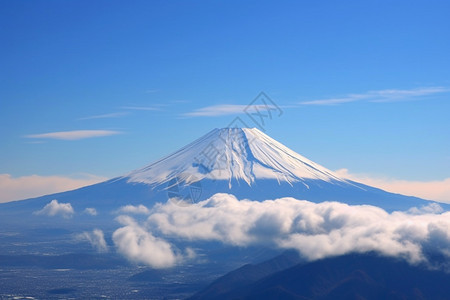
[0,127,448,299]
[121,127,430,210]
[0,127,438,229]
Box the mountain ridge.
[190,252,450,300]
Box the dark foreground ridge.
[191,252,450,300]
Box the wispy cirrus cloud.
[184,104,249,117]
[78,106,162,121]
[79,112,130,120]
[184,104,279,117]
[25,130,122,140]
[300,87,449,105]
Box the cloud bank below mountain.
[112,215,186,268]
[112,194,450,269]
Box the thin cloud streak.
[301,95,366,105]
[184,104,279,117]
[79,112,130,120]
[370,87,449,102]
[300,87,448,105]
[184,104,248,117]
[25,130,122,140]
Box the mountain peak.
[124,128,346,187]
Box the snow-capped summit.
[124,128,346,188]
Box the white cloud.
[370,87,449,102]
[112,215,182,268]
[184,104,248,117]
[79,112,129,120]
[300,94,367,105]
[142,194,450,266]
[25,130,122,140]
[84,207,98,216]
[184,104,279,117]
[407,203,444,215]
[0,173,107,203]
[300,86,448,105]
[78,229,108,253]
[34,199,74,218]
[117,204,150,215]
[335,168,450,204]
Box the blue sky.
[1,0,449,201]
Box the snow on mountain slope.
[124,128,347,188]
